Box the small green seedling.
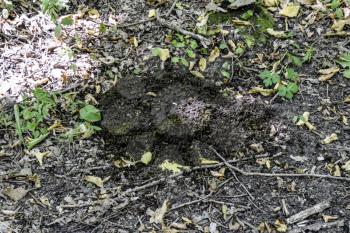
[259,70,280,87]
[277,83,299,99]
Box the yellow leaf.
[129,36,138,48]
[344,95,350,103]
[342,116,348,125]
[150,200,169,225]
[321,133,338,144]
[210,168,225,177]
[141,152,152,165]
[34,151,50,166]
[331,19,350,32]
[228,40,236,51]
[256,158,271,169]
[88,9,100,19]
[318,67,339,81]
[342,160,350,172]
[114,158,136,167]
[280,5,300,17]
[199,157,219,165]
[333,165,341,177]
[190,70,205,79]
[249,87,275,96]
[232,19,252,26]
[263,0,280,6]
[222,204,228,220]
[159,160,189,174]
[323,215,338,222]
[266,28,288,38]
[159,48,170,61]
[296,112,316,130]
[3,187,28,202]
[85,176,104,188]
[199,58,207,71]
[196,14,209,27]
[208,47,220,62]
[275,219,288,232]
[148,9,157,18]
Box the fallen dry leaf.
[190,70,205,79]
[275,219,288,232]
[263,0,280,7]
[208,47,220,62]
[199,157,219,165]
[159,160,189,174]
[318,67,340,81]
[199,58,207,71]
[85,175,104,188]
[3,187,28,202]
[149,200,169,225]
[323,215,338,222]
[141,151,152,165]
[266,28,288,38]
[148,9,156,18]
[321,133,338,144]
[249,87,275,96]
[280,4,300,17]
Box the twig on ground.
[286,200,330,224]
[114,153,278,197]
[157,17,211,46]
[211,147,255,201]
[169,192,214,211]
[210,148,350,182]
[289,220,344,233]
[165,0,178,17]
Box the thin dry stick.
[213,149,256,201]
[157,17,211,46]
[165,0,178,17]
[211,148,350,182]
[115,153,278,197]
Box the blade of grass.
[14,104,24,144]
[27,133,49,150]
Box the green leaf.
[186,49,196,58]
[171,40,186,48]
[235,47,244,55]
[286,68,299,81]
[241,10,253,20]
[54,24,62,38]
[179,58,189,67]
[219,42,227,49]
[259,70,280,87]
[79,105,101,123]
[221,70,231,78]
[277,82,299,99]
[171,56,180,63]
[303,47,314,63]
[151,47,161,56]
[288,83,299,93]
[99,23,107,33]
[189,40,198,49]
[331,0,341,9]
[344,69,350,79]
[61,16,73,26]
[337,53,350,68]
[287,53,302,67]
[335,8,344,19]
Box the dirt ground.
[1,0,350,232]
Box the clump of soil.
[100,69,276,166]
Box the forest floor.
[1,0,350,232]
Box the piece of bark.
[286,200,330,224]
[289,220,344,233]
